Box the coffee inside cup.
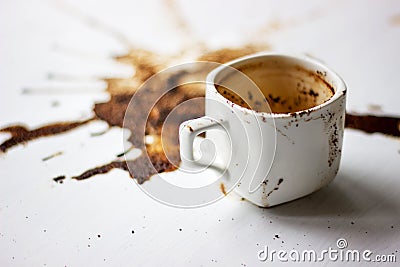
[216,60,335,113]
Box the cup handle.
[179,116,227,170]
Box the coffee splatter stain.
[53,175,66,184]
[390,14,400,26]
[73,46,263,183]
[2,47,400,185]
[0,118,94,153]
[367,104,383,113]
[345,113,400,137]
[220,183,227,196]
[326,112,342,168]
[116,147,134,158]
[51,100,60,107]
[1,0,399,187]
[71,154,177,185]
[72,161,128,181]
[1,47,400,184]
[7,45,256,183]
[87,46,266,182]
[42,151,63,161]
[266,178,284,197]
[90,129,109,137]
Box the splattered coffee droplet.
[220,183,227,195]
[67,46,265,183]
[266,178,284,198]
[42,151,63,161]
[72,161,128,180]
[0,119,94,152]
[345,113,400,137]
[53,175,66,184]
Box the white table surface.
[0,0,399,266]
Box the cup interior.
[215,55,336,113]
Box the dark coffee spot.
[345,113,400,137]
[0,119,94,153]
[220,183,227,195]
[53,175,66,184]
[268,94,281,103]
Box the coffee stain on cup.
[0,1,399,185]
[266,178,284,197]
[1,45,399,185]
[53,175,66,184]
[1,46,400,184]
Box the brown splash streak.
[86,47,265,182]
[220,183,227,195]
[68,46,266,183]
[266,178,284,198]
[72,153,176,184]
[0,118,94,152]
[53,175,66,184]
[2,46,400,184]
[0,46,265,183]
[72,161,128,180]
[345,112,400,137]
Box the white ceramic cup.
[179,53,346,207]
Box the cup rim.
[206,52,347,118]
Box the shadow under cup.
[216,57,335,113]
